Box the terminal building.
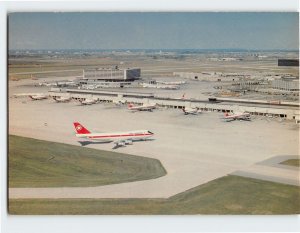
[49,88,300,121]
[173,71,249,82]
[81,67,141,83]
[271,77,299,91]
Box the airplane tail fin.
[127,103,134,109]
[73,122,91,134]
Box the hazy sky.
[8,12,299,50]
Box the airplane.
[79,98,98,105]
[28,94,48,100]
[53,96,72,103]
[182,107,202,115]
[128,103,157,112]
[73,122,154,148]
[112,99,126,106]
[222,111,251,122]
[38,82,56,87]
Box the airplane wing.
[113,139,133,149]
[112,143,123,149]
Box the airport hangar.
[49,88,300,121]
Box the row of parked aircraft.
[22,94,251,149]
[26,94,251,121]
[182,107,250,121]
[28,94,156,110]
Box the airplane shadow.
[104,105,123,109]
[144,138,155,142]
[77,141,111,146]
[78,138,155,148]
[128,110,154,113]
[112,138,156,150]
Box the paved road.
[232,155,300,186]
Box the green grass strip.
[9,175,300,215]
[280,159,300,167]
[9,135,166,188]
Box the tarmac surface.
[8,79,300,199]
[232,155,300,186]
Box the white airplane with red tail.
[128,103,157,112]
[73,122,154,148]
[29,94,48,100]
[53,96,72,103]
[182,107,202,115]
[222,112,251,122]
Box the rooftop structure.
[81,67,141,83]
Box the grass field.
[9,175,300,215]
[280,159,300,167]
[8,135,166,187]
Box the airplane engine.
[116,142,126,147]
[125,140,133,145]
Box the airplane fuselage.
[223,112,251,121]
[53,97,72,103]
[73,122,154,148]
[183,107,201,115]
[76,130,153,142]
[128,104,156,111]
[80,99,98,105]
[29,95,48,100]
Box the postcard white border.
[1,1,299,233]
